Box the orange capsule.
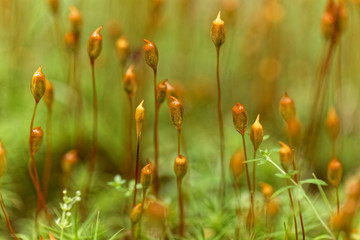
[48,233,57,240]
[87,26,103,63]
[143,39,158,71]
[229,149,244,180]
[325,107,340,142]
[115,36,130,66]
[174,155,187,180]
[0,142,7,179]
[141,163,153,190]
[278,141,293,171]
[156,79,168,104]
[31,66,46,103]
[266,200,280,218]
[250,114,264,151]
[69,5,82,35]
[135,100,145,137]
[211,11,226,48]
[260,182,274,201]
[287,117,301,142]
[279,92,296,122]
[327,157,342,187]
[44,79,54,111]
[123,65,136,96]
[232,103,248,135]
[48,0,59,15]
[61,150,79,173]
[321,0,336,39]
[130,203,143,224]
[31,127,44,154]
[65,31,79,53]
[169,96,184,130]
[338,0,347,34]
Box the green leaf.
[272,185,294,199]
[275,173,290,179]
[263,134,270,141]
[300,178,328,186]
[313,235,332,240]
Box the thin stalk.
[252,150,256,202]
[153,69,159,195]
[0,191,18,239]
[42,109,52,199]
[142,189,146,206]
[288,130,305,240]
[177,177,184,237]
[216,47,225,205]
[126,96,133,176]
[29,103,51,221]
[286,179,298,240]
[242,134,254,232]
[336,186,339,215]
[232,181,241,240]
[88,61,98,184]
[265,155,335,238]
[133,135,140,207]
[74,51,83,150]
[177,129,181,156]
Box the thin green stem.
[265,155,335,238]
[133,135,140,207]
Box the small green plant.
[55,190,81,240]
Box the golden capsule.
[87,26,103,63]
[229,149,244,180]
[123,65,136,97]
[140,163,153,190]
[48,0,59,15]
[44,79,54,111]
[250,114,264,151]
[64,31,79,53]
[69,5,82,35]
[0,142,7,179]
[169,96,184,130]
[31,66,46,103]
[327,157,342,187]
[287,117,301,142]
[156,79,168,104]
[279,92,296,122]
[143,39,158,71]
[115,36,130,66]
[278,141,293,171]
[260,182,274,200]
[211,11,226,48]
[31,127,44,154]
[135,100,145,137]
[130,203,143,224]
[325,107,340,142]
[61,150,79,173]
[174,155,187,180]
[232,103,248,135]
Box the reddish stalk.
[88,61,98,183]
[241,134,254,232]
[216,47,226,205]
[42,109,52,199]
[133,135,140,207]
[177,129,181,156]
[29,103,51,221]
[0,191,18,239]
[286,179,298,240]
[127,96,133,176]
[153,69,160,195]
[177,177,184,237]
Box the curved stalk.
[0,191,18,239]
[242,134,254,232]
[42,109,52,199]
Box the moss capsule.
[44,79,54,111]
[135,100,145,137]
[130,203,143,224]
[279,92,296,122]
[169,96,184,131]
[123,65,137,97]
[143,39,158,71]
[31,127,44,154]
[229,149,244,180]
[232,103,248,135]
[250,114,264,151]
[327,157,342,187]
[87,26,103,63]
[211,11,226,48]
[156,79,168,105]
[140,163,153,190]
[278,141,293,171]
[174,155,187,180]
[31,66,46,103]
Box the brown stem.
[29,103,51,221]
[336,186,339,216]
[0,192,18,239]
[288,129,305,239]
[88,61,98,184]
[42,109,52,199]
[177,129,181,156]
[126,96,133,176]
[252,150,257,202]
[74,51,83,150]
[153,69,160,195]
[242,134,254,232]
[133,135,140,207]
[286,179,298,240]
[142,188,146,206]
[177,177,184,237]
[216,47,225,206]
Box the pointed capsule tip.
[139,99,144,107]
[256,114,260,123]
[217,11,221,20]
[284,92,288,97]
[278,141,286,147]
[95,26,103,33]
[143,38,150,44]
